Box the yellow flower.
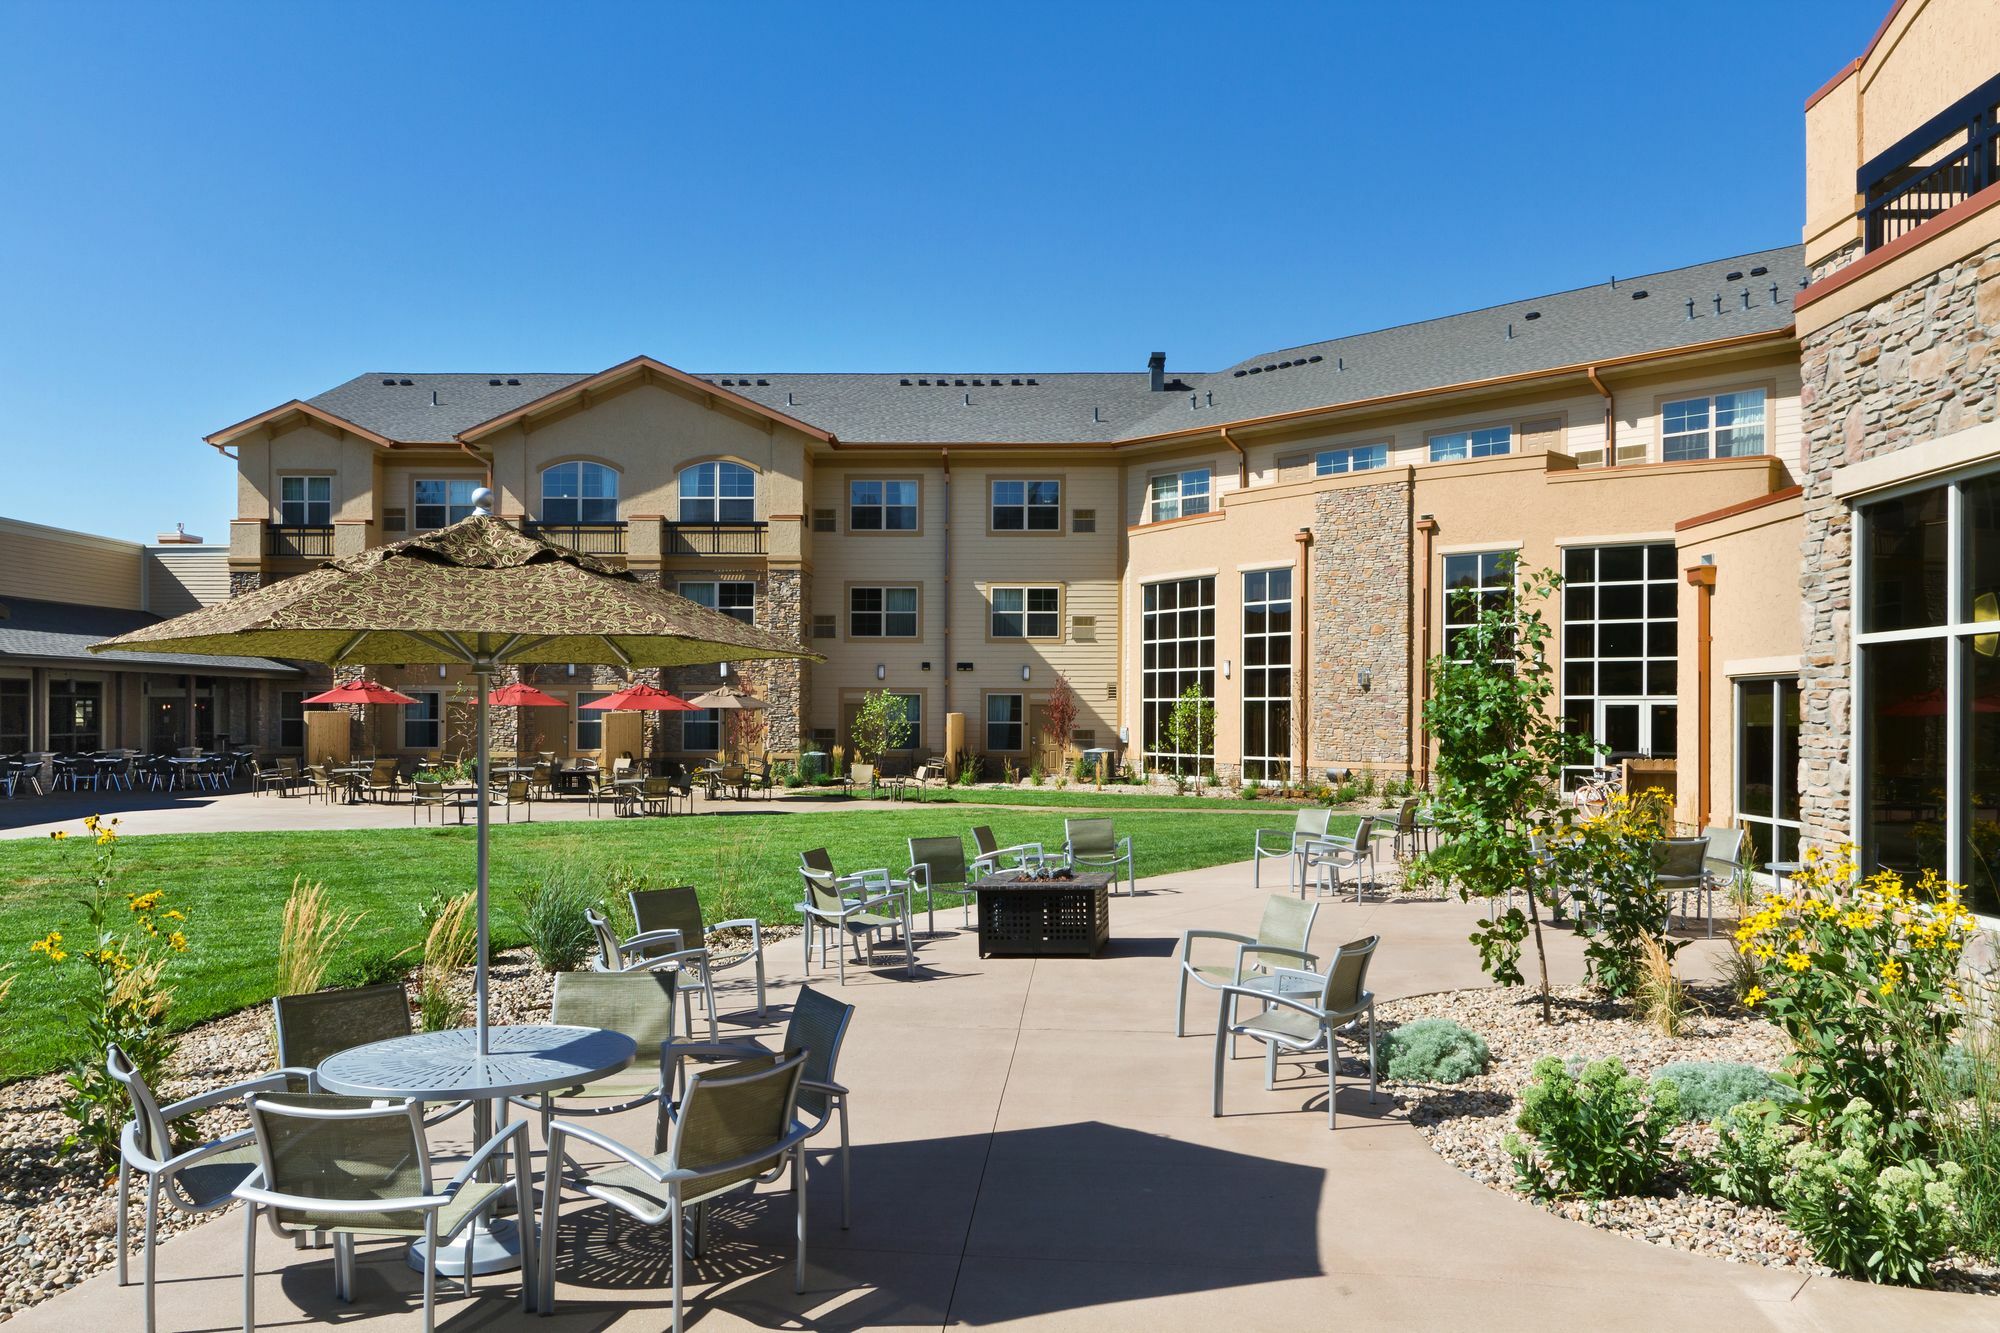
[1744,985,1766,1007]
[48,830,67,841]
[82,815,98,831]
[127,892,163,913]
[1783,951,1811,973]
[27,931,67,963]
[167,931,188,952]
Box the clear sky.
[0,0,1884,544]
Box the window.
[848,479,918,531]
[1241,569,1294,781]
[678,462,756,524]
[402,691,442,749]
[1662,389,1767,462]
[1147,469,1211,523]
[1141,575,1215,772]
[1429,427,1511,462]
[279,690,307,749]
[541,461,619,524]
[1442,551,1515,660]
[986,693,1025,752]
[1737,677,1802,873]
[1856,473,2000,916]
[1560,544,1679,786]
[887,694,921,746]
[413,479,479,530]
[992,479,1061,531]
[1315,445,1388,475]
[47,679,101,752]
[849,586,918,638]
[279,476,331,527]
[990,586,1061,639]
[574,691,611,751]
[682,709,721,752]
[679,581,756,625]
[0,678,29,751]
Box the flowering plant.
[1735,844,1976,1138]
[1538,790,1683,998]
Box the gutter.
[1585,366,1616,466]
[1219,425,1248,487]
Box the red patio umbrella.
[580,683,700,712]
[302,680,419,705]
[486,682,566,708]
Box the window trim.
[987,475,1066,535]
[985,583,1065,642]
[539,458,622,526]
[573,689,614,752]
[982,690,1028,754]
[1733,674,1803,876]
[676,458,759,525]
[1313,443,1391,476]
[844,583,923,640]
[277,474,333,528]
[1651,381,1776,465]
[844,475,924,537]
[410,474,484,531]
[401,690,444,751]
[1440,549,1518,663]
[1427,423,1514,463]
[1144,466,1215,524]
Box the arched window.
[541,461,619,525]
[679,461,756,524]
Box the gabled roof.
[206,399,399,451]
[455,356,837,445]
[307,373,591,445]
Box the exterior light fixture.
[1357,667,1372,691]
[876,664,886,681]
[1021,665,1031,681]
[1223,659,1232,679]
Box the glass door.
[1736,677,1802,872]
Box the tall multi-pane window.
[1429,427,1511,462]
[0,678,29,750]
[1314,445,1388,475]
[678,462,755,523]
[985,693,1024,752]
[541,462,619,524]
[848,586,919,638]
[48,680,101,751]
[402,691,442,749]
[279,690,306,749]
[1441,551,1515,660]
[991,479,1061,531]
[1737,677,1801,872]
[1141,575,1215,772]
[574,691,612,751]
[1241,569,1293,782]
[1856,474,2000,917]
[679,581,756,625]
[413,479,479,529]
[990,587,1061,639]
[279,476,331,527]
[1560,544,1678,786]
[848,479,918,531]
[1661,389,1766,462]
[1147,469,1211,523]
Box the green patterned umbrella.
[92,507,818,1057]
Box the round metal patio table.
[316,1024,637,1277]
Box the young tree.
[1041,673,1079,770]
[1421,564,1592,1023]
[1162,684,1217,783]
[849,689,913,764]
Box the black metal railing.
[267,525,334,557]
[530,521,627,555]
[1859,72,2000,253]
[663,521,767,556]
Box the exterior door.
[1593,698,1676,764]
[1029,701,1060,773]
[1736,677,1802,872]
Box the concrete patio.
[11,858,1996,1332]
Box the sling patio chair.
[1063,817,1134,894]
[845,761,875,796]
[489,776,534,822]
[508,970,678,1147]
[410,777,453,824]
[1652,835,1712,936]
[108,1045,293,1333]
[1252,807,1333,894]
[664,983,858,1228]
[585,908,714,1037]
[631,885,769,1034]
[1302,816,1376,901]
[799,865,912,983]
[538,1051,813,1330]
[907,834,975,934]
[1174,893,1321,1037]
[234,1092,533,1333]
[361,757,401,803]
[270,983,470,1125]
[1703,825,1750,928]
[1212,934,1380,1130]
[970,824,1046,878]
[1377,796,1422,859]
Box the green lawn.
[878,786,1324,810]
[0,807,1354,1080]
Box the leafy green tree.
[1421,564,1592,1022]
[849,689,914,765]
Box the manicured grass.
[0,807,1355,1081]
[873,785,1325,810]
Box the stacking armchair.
[1302,816,1376,901]
[539,1051,813,1330]
[1652,836,1712,935]
[108,1045,292,1333]
[1704,826,1749,924]
[845,761,875,796]
[1174,894,1320,1037]
[1377,797,1422,859]
[799,865,913,982]
[1063,817,1134,894]
[630,774,691,816]
[361,758,400,802]
[235,1093,532,1333]
[1252,808,1333,894]
[585,909,714,1033]
[889,762,943,801]
[510,970,678,1145]
[410,778,452,824]
[270,983,469,1124]
[970,824,1045,878]
[491,777,534,822]
[907,834,974,933]
[631,885,768,1032]
[1212,934,1380,1129]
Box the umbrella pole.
[474,661,493,1057]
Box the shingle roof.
[0,598,299,675]
[290,245,1805,448]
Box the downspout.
[457,440,493,493]
[1686,561,1717,831]
[1293,527,1312,782]
[1219,425,1248,488]
[1585,366,1616,467]
[1414,512,1439,791]
[940,448,952,735]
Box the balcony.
[528,521,628,556]
[1859,72,2000,253]
[663,521,768,556]
[267,525,335,558]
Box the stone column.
[1309,479,1414,780]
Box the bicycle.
[1572,767,1623,816]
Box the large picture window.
[1737,677,1801,873]
[849,586,918,638]
[848,479,918,531]
[1241,569,1293,782]
[1141,575,1215,772]
[1560,543,1678,787]
[1662,389,1766,462]
[279,475,331,527]
[991,479,1061,531]
[48,679,101,752]
[1857,474,2000,916]
[402,691,442,749]
[678,462,756,524]
[990,586,1061,640]
[413,479,480,530]
[541,461,619,525]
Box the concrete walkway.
[13,859,1995,1331]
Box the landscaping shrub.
[1540,792,1683,999]
[1632,932,1693,1035]
[1651,1061,1794,1123]
[417,892,475,1031]
[275,876,363,998]
[1915,1029,2000,1261]
[1774,1099,1963,1287]
[1506,1056,1681,1200]
[1374,1018,1489,1083]
[510,870,598,973]
[1702,1097,1796,1207]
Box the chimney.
[154,522,203,544]
[1147,351,1166,393]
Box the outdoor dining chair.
[1302,816,1376,901]
[1703,825,1750,925]
[361,758,400,802]
[1174,893,1321,1037]
[907,834,974,933]
[799,866,913,982]
[846,761,875,796]
[1252,807,1333,894]
[1377,796,1422,859]
[1652,835,1712,935]
[630,885,769,1032]
[1211,934,1380,1130]
[492,776,534,822]
[1063,817,1134,894]
[538,1051,813,1330]
[270,983,470,1126]
[508,970,678,1147]
[970,824,1045,878]
[234,1092,533,1333]
[410,778,452,824]
[107,1045,293,1333]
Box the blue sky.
[0,0,1883,543]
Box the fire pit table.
[970,870,1113,958]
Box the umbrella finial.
[471,487,494,517]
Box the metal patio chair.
[799,866,912,982]
[1303,815,1377,901]
[1174,893,1321,1037]
[1652,835,1712,935]
[1063,817,1134,894]
[510,970,678,1147]
[1252,807,1333,894]
[907,834,974,933]
[1212,934,1380,1130]
[970,824,1045,878]
[631,885,769,1034]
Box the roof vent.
[1148,351,1166,392]
[399,378,413,386]
[719,379,733,386]
[488,378,502,386]
[1307,355,1323,363]
[1279,360,1293,369]
[951,378,964,387]
[381,378,397,386]
[1248,366,1263,375]
[1750,266,1769,277]
[1011,378,1023,386]
[1025,378,1038,386]
[900,378,912,386]
[756,378,769,386]
[1726,271,1744,281]
[1263,364,1277,372]
[1631,290,1649,299]
[506,378,520,386]
[1524,311,1541,321]
[971,379,984,387]
[1233,369,1247,377]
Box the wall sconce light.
[876,664,886,681]
[1021,664,1031,681]
[1223,659,1232,680]
[1118,726,1130,745]
[1357,667,1372,692]
[566,663,576,677]
[438,665,447,679]
[720,661,730,678]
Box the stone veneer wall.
[1797,238,2000,852]
[1309,480,1413,778]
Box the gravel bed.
[1380,983,2000,1295]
